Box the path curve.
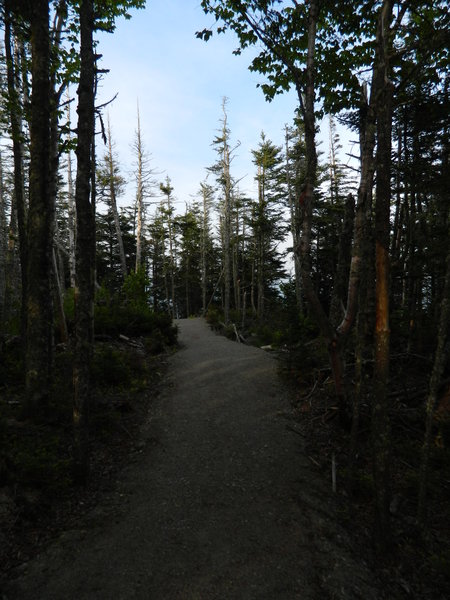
[5,318,383,599]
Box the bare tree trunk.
[135,102,144,272]
[67,110,76,288]
[233,197,240,314]
[3,184,20,331]
[73,0,96,483]
[67,93,76,288]
[106,116,127,280]
[330,194,355,327]
[4,3,27,342]
[25,0,53,417]
[52,247,69,343]
[200,183,212,316]
[417,208,450,523]
[0,152,7,328]
[222,105,232,325]
[250,259,256,315]
[371,0,394,553]
[160,179,176,318]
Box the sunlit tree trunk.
[371,0,394,553]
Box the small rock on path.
[4,318,384,599]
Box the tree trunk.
[73,0,96,483]
[417,207,450,523]
[106,116,127,280]
[25,0,53,417]
[200,183,211,316]
[330,194,355,327]
[67,103,77,288]
[135,104,144,273]
[161,180,176,318]
[0,152,7,328]
[52,247,69,344]
[223,156,231,324]
[4,4,27,342]
[371,0,394,554]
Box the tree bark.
[222,102,232,325]
[330,194,355,327]
[4,4,27,342]
[67,100,77,288]
[135,104,144,273]
[417,207,450,523]
[25,0,53,417]
[371,0,394,554]
[73,0,96,483]
[160,179,176,318]
[0,152,7,328]
[106,116,127,281]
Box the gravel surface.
[4,318,385,599]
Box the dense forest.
[0,0,449,593]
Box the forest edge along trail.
[4,318,386,599]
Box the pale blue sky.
[95,0,352,210]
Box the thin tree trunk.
[417,208,450,523]
[330,194,355,327]
[106,116,127,280]
[67,106,76,288]
[4,4,27,342]
[200,184,210,316]
[3,184,20,331]
[135,103,144,273]
[162,184,176,318]
[52,247,69,343]
[220,99,232,324]
[73,0,96,483]
[371,0,394,553]
[233,198,240,314]
[25,0,53,416]
[0,152,7,328]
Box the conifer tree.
[250,132,286,320]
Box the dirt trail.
[4,318,384,599]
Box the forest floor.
[0,318,441,599]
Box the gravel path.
[5,318,384,599]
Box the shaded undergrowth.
[0,301,177,582]
[205,304,450,598]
